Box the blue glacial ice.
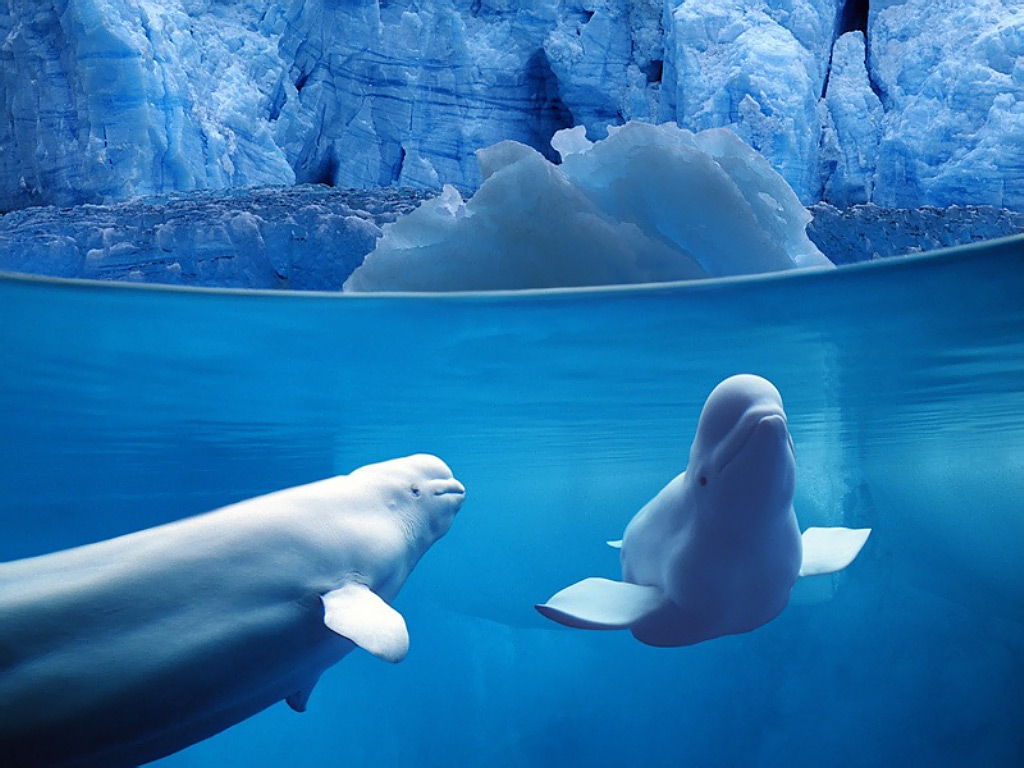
[819,31,884,206]
[0,186,429,289]
[866,0,1024,208]
[344,122,833,292]
[807,202,1024,264]
[659,0,839,205]
[0,0,1022,211]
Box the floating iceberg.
[344,122,833,292]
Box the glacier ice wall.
[660,0,841,208]
[0,0,602,208]
[0,0,1022,211]
[819,31,883,206]
[0,0,297,209]
[867,0,1024,208]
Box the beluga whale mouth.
[713,404,792,476]
[433,479,466,498]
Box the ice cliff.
[0,0,1022,211]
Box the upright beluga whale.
[536,375,870,647]
[0,454,465,767]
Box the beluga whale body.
[536,375,870,647]
[0,454,465,767]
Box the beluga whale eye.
[699,476,708,487]
[410,485,421,497]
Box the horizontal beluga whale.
[0,454,465,767]
[536,375,870,647]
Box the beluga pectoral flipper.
[536,374,871,647]
[535,577,663,630]
[798,526,873,577]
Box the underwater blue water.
[1,236,1023,767]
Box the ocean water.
[1,236,1022,767]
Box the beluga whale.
[536,375,870,647]
[0,454,465,768]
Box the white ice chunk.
[344,121,833,292]
[550,126,593,161]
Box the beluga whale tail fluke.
[0,454,465,768]
[535,374,871,647]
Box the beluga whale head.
[347,453,466,544]
[690,374,796,519]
